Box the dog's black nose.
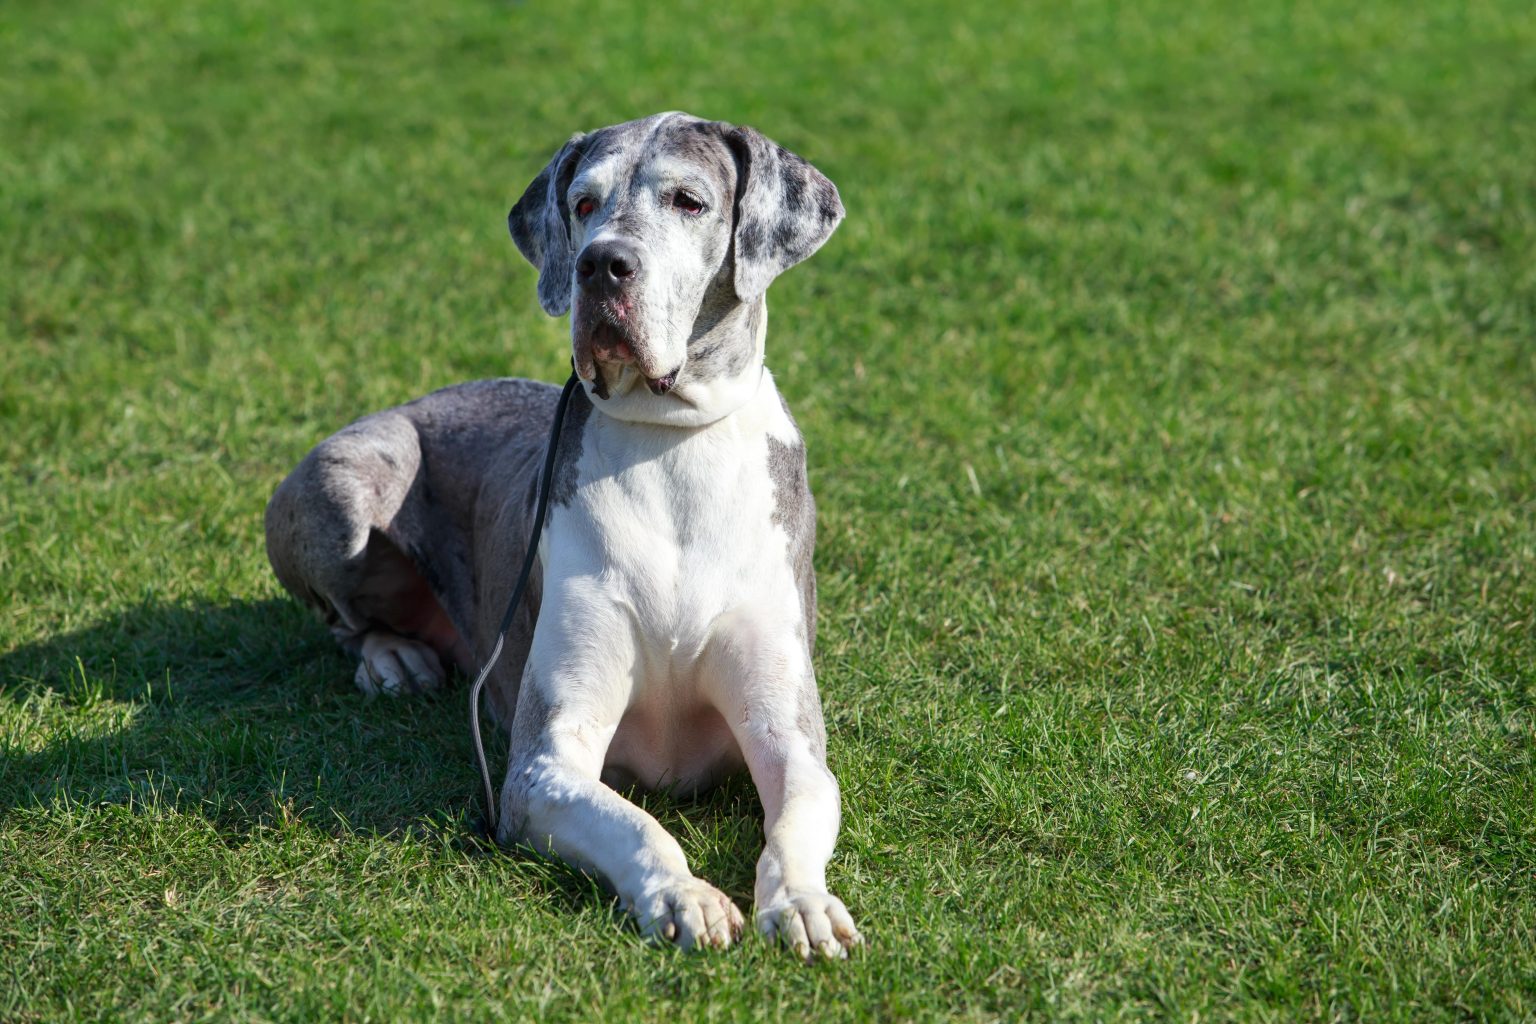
[576,240,641,288]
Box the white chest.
[551,392,800,654]
[535,378,809,790]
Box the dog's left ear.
[722,124,845,303]
[508,132,588,316]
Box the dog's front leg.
[745,719,864,961]
[709,621,864,961]
[497,644,744,951]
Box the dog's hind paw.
[758,890,863,962]
[353,632,446,697]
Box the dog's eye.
[672,190,705,215]
[574,197,596,218]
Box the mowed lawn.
[3,0,1535,1020]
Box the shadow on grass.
[0,598,762,897]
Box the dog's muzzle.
[572,241,678,398]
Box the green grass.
[3,0,1535,1019]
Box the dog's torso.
[272,367,817,798]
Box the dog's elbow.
[497,753,585,849]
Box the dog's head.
[509,112,843,406]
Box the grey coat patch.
[767,416,824,761]
[548,386,594,508]
[653,118,739,198]
[765,416,817,655]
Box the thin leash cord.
[469,370,580,837]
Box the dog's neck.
[579,297,769,428]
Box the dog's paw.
[758,890,863,962]
[354,633,445,697]
[629,878,745,952]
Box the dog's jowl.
[265,112,859,959]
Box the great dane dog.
[264,112,860,959]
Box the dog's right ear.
[508,133,588,317]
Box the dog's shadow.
[0,598,762,899]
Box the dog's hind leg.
[265,411,473,695]
[342,528,468,696]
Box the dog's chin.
[576,320,680,399]
[594,361,680,398]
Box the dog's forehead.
[567,124,639,194]
[576,114,735,198]
[645,118,735,188]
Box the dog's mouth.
[590,321,635,366]
[579,316,679,399]
[644,370,678,396]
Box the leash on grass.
[469,370,581,837]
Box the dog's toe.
[758,890,862,962]
[633,878,744,952]
[354,633,446,697]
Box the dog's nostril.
[577,258,596,278]
[609,255,635,279]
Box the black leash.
[469,370,581,837]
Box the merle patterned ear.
[724,125,844,302]
[508,133,588,316]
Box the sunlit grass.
[3,0,1534,1019]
